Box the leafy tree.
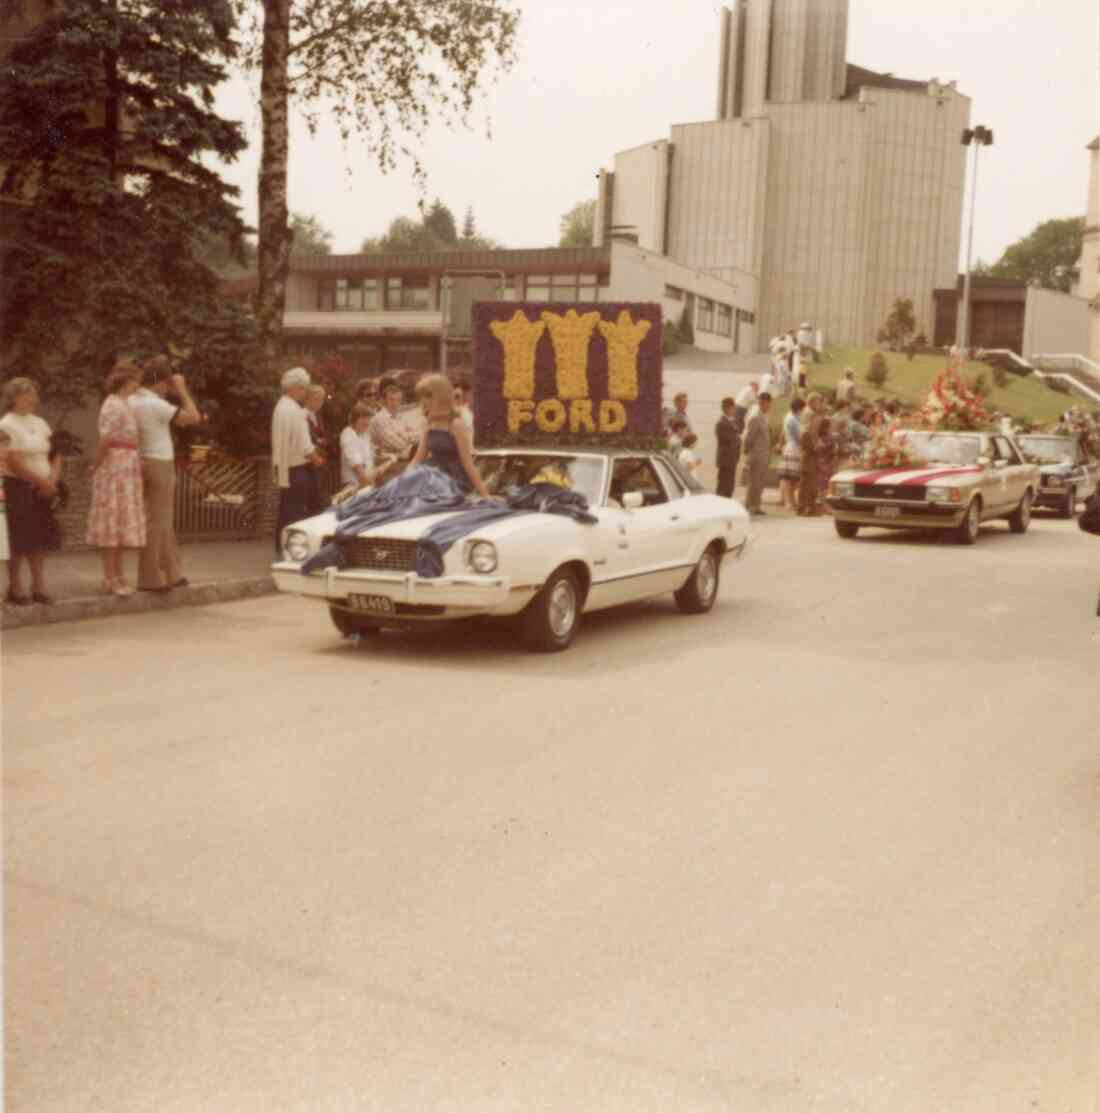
[422,198,457,247]
[866,351,889,388]
[240,0,519,372]
[559,199,596,248]
[877,297,917,352]
[289,211,334,255]
[360,205,500,253]
[0,0,250,417]
[987,216,1085,292]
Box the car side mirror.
[621,491,644,510]
[977,455,991,468]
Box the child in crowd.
[678,432,702,478]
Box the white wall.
[1023,287,1089,357]
[608,242,757,353]
[608,141,669,253]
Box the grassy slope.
[767,347,1099,437]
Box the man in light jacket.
[743,391,772,517]
[272,367,322,555]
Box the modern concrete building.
[1073,136,1100,362]
[224,240,755,379]
[595,0,972,349]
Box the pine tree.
[462,206,477,240]
[0,0,252,414]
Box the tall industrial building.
[595,0,972,350]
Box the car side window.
[651,456,687,500]
[995,437,1021,465]
[610,458,669,507]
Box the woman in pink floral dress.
[86,363,146,596]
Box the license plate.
[347,593,394,614]
[874,505,902,518]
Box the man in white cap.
[272,366,322,554]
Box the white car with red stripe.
[826,431,1039,544]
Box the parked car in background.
[826,430,1039,545]
[1015,433,1099,518]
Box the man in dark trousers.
[715,396,740,498]
[743,391,772,516]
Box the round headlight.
[468,540,498,574]
[283,530,310,562]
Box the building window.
[318,277,381,311]
[522,273,603,303]
[387,276,432,310]
[501,276,517,300]
[697,298,715,333]
[736,308,756,325]
[524,275,550,301]
[664,285,684,301]
[716,304,732,337]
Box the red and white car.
[826,430,1039,544]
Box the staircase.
[977,349,1100,405]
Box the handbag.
[1079,489,1100,536]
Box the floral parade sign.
[471,302,663,447]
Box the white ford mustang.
[272,447,752,651]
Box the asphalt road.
[5,512,1099,1112]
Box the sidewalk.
[2,539,277,631]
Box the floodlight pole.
[958,125,994,353]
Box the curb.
[1,576,276,631]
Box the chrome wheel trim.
[1020,492,1031,527]
[697,551,718,603]
[547,579,577,638]
[967,502,980,539]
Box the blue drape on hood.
[299,469,596,577]
[414,483,597,577]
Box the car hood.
[298,506,596,543]
[833,464,985,487]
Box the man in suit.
[715,396,740,498]
[743,391,772,516]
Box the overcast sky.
[215,0,1099,266]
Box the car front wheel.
[675,545,721,614]
[522,567,581,652]
[834,520,860,539]
[955,498,982,545]
[1008,490,1032,533]
[1062,489,1077,519]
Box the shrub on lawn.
[970,372,991,398]
[866,351,889,388]
[992,365,1010,388]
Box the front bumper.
[1034,485,1071,508]
[271,562,528,618]
[825,499,965,530]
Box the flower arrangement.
[1054,409,1100,457]
[919,362,991,431]
[858,422,927,469]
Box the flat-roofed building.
[1074,136,1100,363]
[226,241,757,379]
[595,0,971,349]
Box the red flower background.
[471,302,664,448]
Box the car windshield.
[896,431,982,466]
[475,453,606,504]
[1016,436,1074,464]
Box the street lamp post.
[958,125,994,353]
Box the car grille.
[854,484,926,502]
[328,537,418,572]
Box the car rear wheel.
[1061,489,1077,519]
[521,568,581,653]
[329,607,382,638]
[955,498,981,545]
[834,520,860,539]
[1008,490,1032,533]
[675,545,721,614]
